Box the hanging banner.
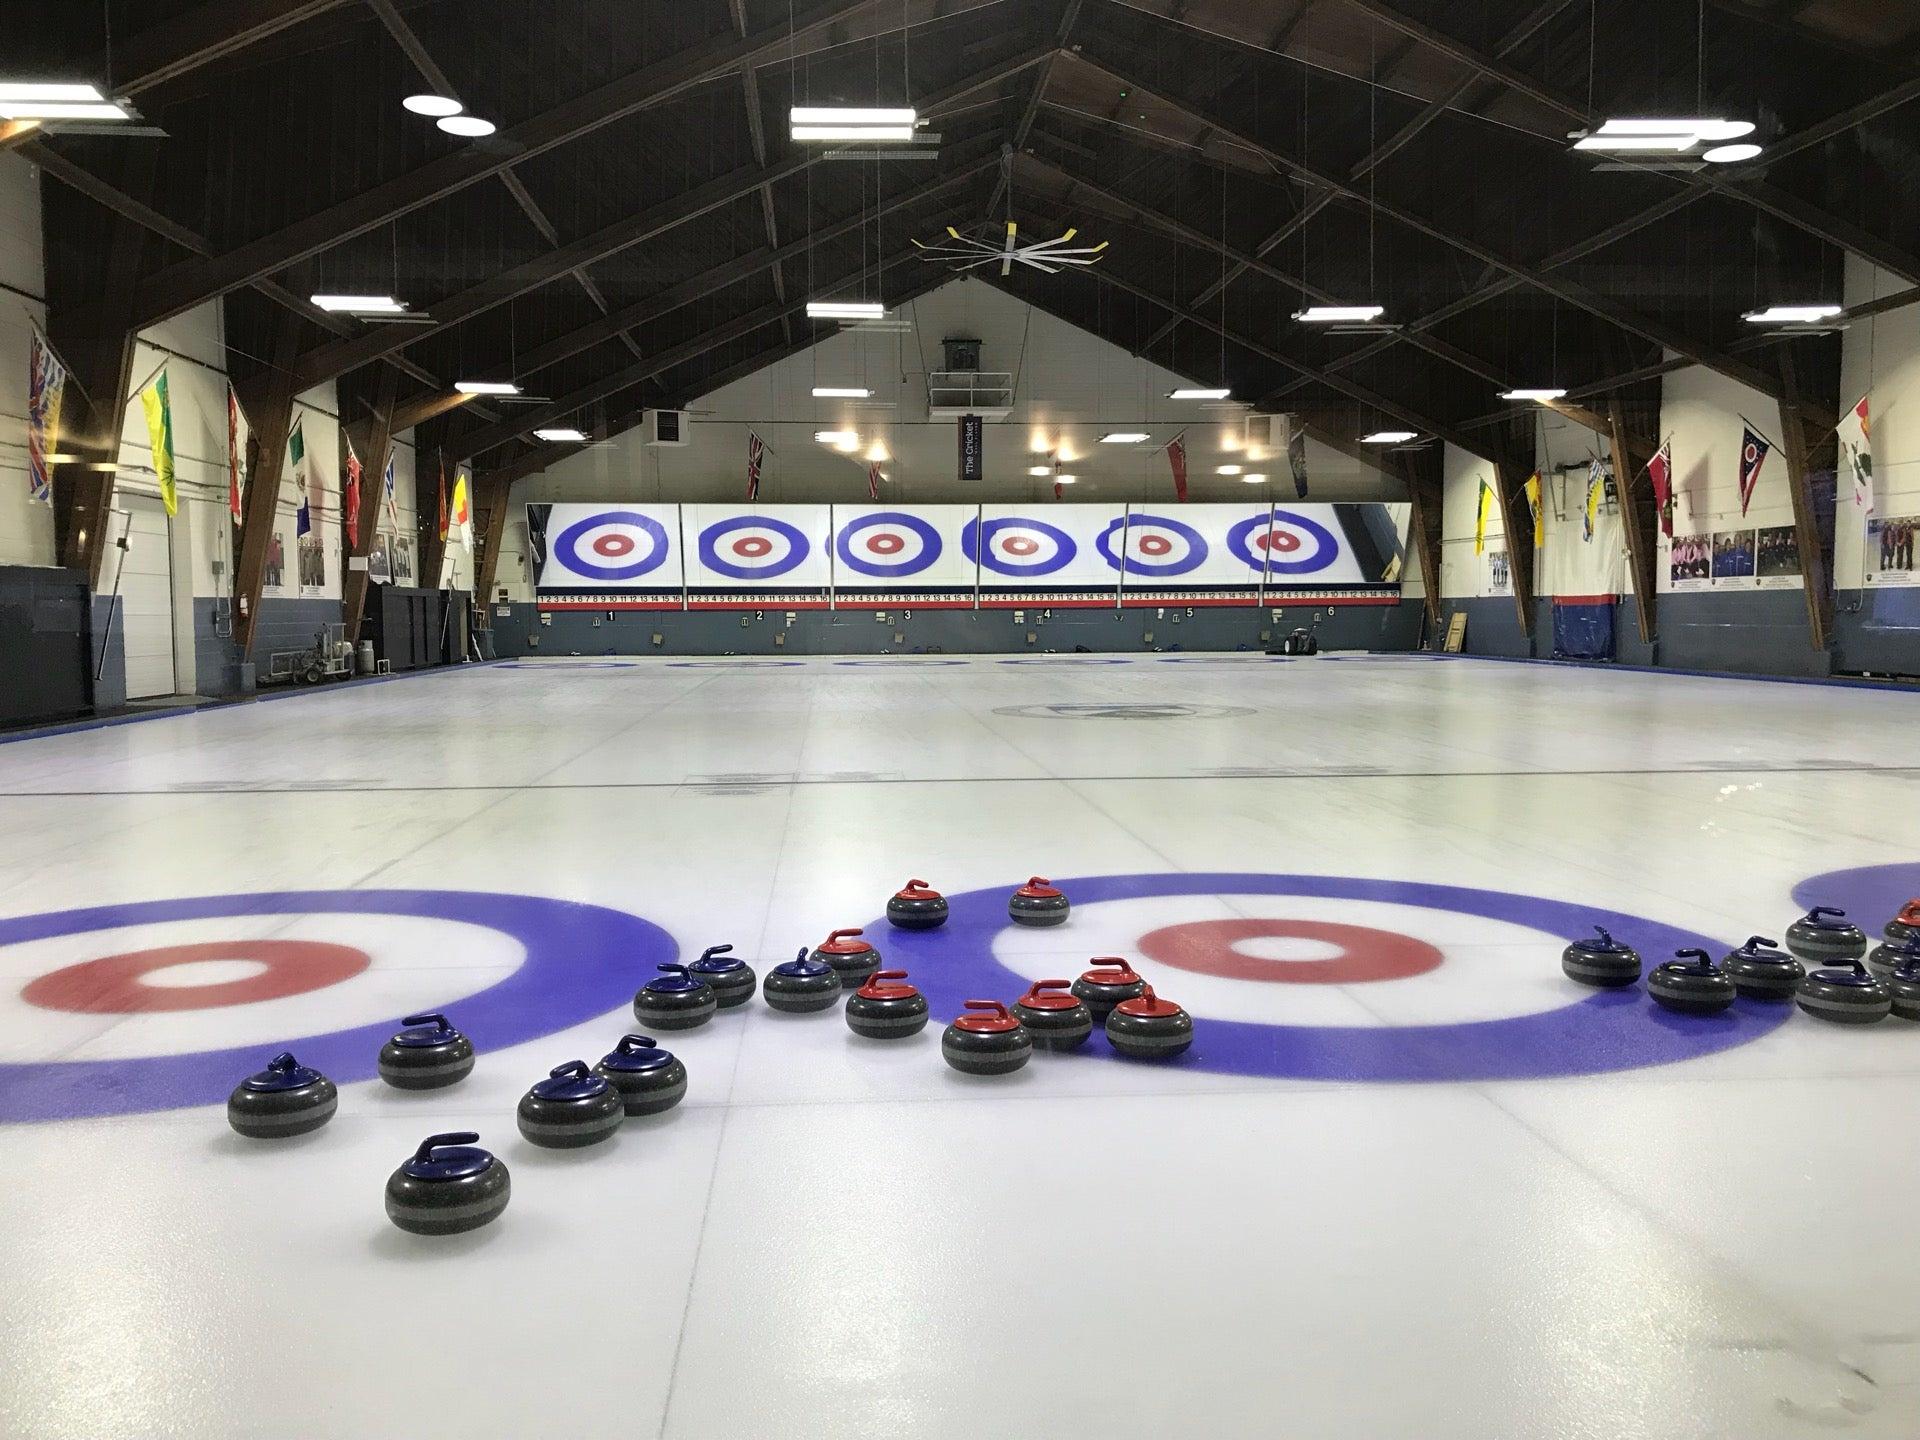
[27,326,67,505]
[528,502,684,606]
[958,414,984,483]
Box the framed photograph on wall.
[392,535,416,587]
[368,531,393,584]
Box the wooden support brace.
[231,317,307,657]
[1605,397,1660,644]
[474,474,515,602]
[1491,459,1538,634]
[341,365,402,640]
[1777,353,1834,652]
[1399,452,1444,628]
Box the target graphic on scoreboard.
[697,515,812,580]
[963,515,1080,579]
[683,505,832,591]
[0,890,667,1122]
[1227,508,1342,577]
[836,511,944,579]
[1097,513,1209,578]
[873,872,1786,1082]
[533,503,682,591]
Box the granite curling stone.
[689,943,757,1010]
[1011,978,1095,1052]
[1720,937,1803,1002]
[1105,984,1195,1060]
[593,1034,688,1116]
[1888,957,1920,1023]
[515,1060,624,1149]
[1784,906,1869,965]
[812,927,881,990]
[1866,936,1920,983]
[1885,899,1920,945]
[377,1012,475,1090]
[228,1051,338,1139]
[941,1000,1033,1076]
[1646,949,1737,1016]
[1560,926,1641,989]
[1795,959,1893,1026]
[385,1132,510,1236]
[1008,876,1070,928]
[1070,958,1148,1020]
[763,946,844,1013]
[886,879,949,931]
[845,969,930,1040]
[633,963,718,1031]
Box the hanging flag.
[449,465,472,547]
[1287,419,1309,499]
[382,450,400,532]
[1166,431,1188,503]
[1838,393,1873,514]
[343,431,363,541]
[291,415,313,537]
[1524,472,1543,549]
[1474,478,1493,555]
[27,327,67,505]
[226,384,245,521]
[1584,461,1605,543]
[1738,423,1772,517]
[436,455,449,542]
[1646,441,1674,538]
[745,430,765,501]
[138,366,178,517]
[867,459,882,501]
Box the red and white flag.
[867,459,882,501]
[343,431,363,540]
[1647,440,1674,538]
[745,430,765,501]
[226,384,245,521]
[1838,393,1873,514]
[1737,424,1772,517]
[1165,431,1188,503]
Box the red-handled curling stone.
[886,879,949,931]
[1011,978,1094,1051]
[845,969,930,1040]
[812,927,882,990]
[1070,958,1147,1020]
[1105,984,1194,1060]
[941,1000,1033,1076]
[1008,876,1070,928]
[1884,899,1920,945]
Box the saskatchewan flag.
[1524,472,1543,549]
[1474,479,1493,556]
[139,367,177,516]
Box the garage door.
[116,495,177,700]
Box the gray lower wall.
[490,601,1428,658]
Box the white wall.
[0,153,54,567]
[1656,360,1800,594]
[1438,442,1508,599]
[1837,258,1920,591]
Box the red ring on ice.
[22,940,372,1013]
[1002,536,1040,557]
[731,536,774,558]
[866,533,905,555]
[592,534,636,557]
[1139,535,1173,556]
[1135,919,1443,985]
[1257,530,1302,554]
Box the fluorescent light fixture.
[806,301,886,320]
[1596,118,1754,140]
[455,380,520,396]
[1573,134,1700,153]
[866,444,889,463]
[533,428,588,443]
[1217,465,1243,475]
[0,82,109,102]
[791,107,916,142]
[814,430,860,449]
[1100,432,1150,444]
[1054,475,1078,484]
[1362,431,1418,444]
[1500,388,1568,402]
[1704,143,1764,164]
[310,294,407,313]
[1242,474,1268,484]
[1295,305,1386,323]
[812,386,872,398]
[437,115,496,138]
[0,100,129,120]
[403,94,463,117]
[1170,387,1232,400]
[1743,304,1843,324]
[1028,466,1053,476]
[792,125,915,141]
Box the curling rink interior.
[2,653,1918,1439]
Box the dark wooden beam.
[1398,450,1444,627]
[988,0,1084,215]
[1490,457,1537,635]
[473,473,515,602]
[418,446,450,599]
[110,0,355,97]
[1605,396,1659,644]
[232,316,307,656]
[1776,353,1833,651]
[341,364,402,641]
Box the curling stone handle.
[1810,906,1847,921]
[616,1034,656,1055]
[1137,983,1158,1003]
[1743,937,1778,951]
[549,1060,592,1080]
[795,945,811,963]
[1673,948,1712,970]
[1089,957,1130,972]
[1591,925,1614,946]
[962,999,1009,1019]
[872,969,909,983]
[416,1131,480,1161]
[699,944,734,961]
[402,1012,451,1032]
[266,1051,298,1072]
[906,878,929,891]
[657,962,692,977]
[1027,876,1050,887]
[826,927,864,944]
[1028,978,1072,996]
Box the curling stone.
[593,1034,688,1116]
[1885,899,1920,945]
[689,944,757,1009]
[1105,984,1195,1060]
[1888,958,1920,1023]
[515,1060,624,1149]
[763,946,844,1014]
[1646,949,1737,1016]
[633,963,717,1031]
[845,969,930,1040]
[812,928,881,990]
[1720,936,1803,1002]
[886,879,949,931]
[1011,978,1094,1051]
[377,1012,475,1090]
[384,1132,510,1236]
[1071,958,1147,1020]
[1008,876,1070,928]
[1795,960,1892,1026]
[227,1051,337,1139]
[1560,926,1642,989]
[1784,906,1869,965]
[941,1000,1033,1076]
[1866,936,1920,982]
